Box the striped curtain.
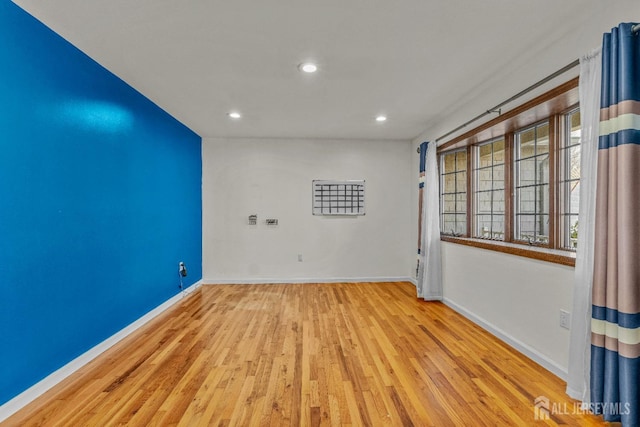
[591,22,640,426]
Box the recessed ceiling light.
[299,62,318,73]
[375,115,387,122]
[228,111,241,119]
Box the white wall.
[441,243,574,377]
[202,137,414,283]
[408,6,639,378]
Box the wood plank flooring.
[3,282,607,426]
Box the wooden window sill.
[440,236,576,267]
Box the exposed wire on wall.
[178,262,187,293]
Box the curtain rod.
[432,23,637,145]
[435,59,580,143]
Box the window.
[435,78,581,265]
[473,138,505,240]
[514,122,550,244]
[560,109,581,249]
[440,150,467,236]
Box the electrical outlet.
[560,310,571,329]
[298,254,303,262]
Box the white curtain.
[566,48,601,402]
[417,142,443,300]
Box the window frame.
[472,137,506,241]
[436,78,579,266]
[439,149,468,237]
[558,107,581,251]
[513,120,552,246]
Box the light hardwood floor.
[4,282,607,426]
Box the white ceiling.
[11,0,640,141]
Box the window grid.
[560,109,581,250]
[440,150,467,236]
[473,138,505,240]
[514,122,550,245]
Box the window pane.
[473,139,506,241]
[492,189,505,213]
[442,214,456,233]
[519,129,536,159]
[443,153,456,173]
[457,171,467,192]
[518,187,536,214]
[456,152,467,171]
[456,192,467,213]
[518,214,536,239]
[517,214,548,243]
[518,158,536,186]
[569,181,580,214]
[568,214,579,249]
[442,194,455,213]
[570,111,581,133]
[560,109,581,249]
[440,149,468,237]
[479,144,492,167]
[491,215,505,237]
[493,140,505,163]
[443,174,455,193]
[478,169,492,191]
[514,121,551,245]
[536,124,550,155]
[536,155,550,184]
[493,164,504,190]
[477,191,492,213]
[537,184,549,215]
[536,214,549,242]
[455,215,466,235]
[477,215,492,237]
[569,146,581,179]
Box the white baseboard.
[0,280,203,423]
[202,276,413,285]
[442,297,568,380]
[408,277,418,286]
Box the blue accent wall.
[0,2,202,405]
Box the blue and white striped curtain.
[590,22,640,426]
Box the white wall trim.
[202,276,413,285]
[442,297,568,380]
[0,280,203,423]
